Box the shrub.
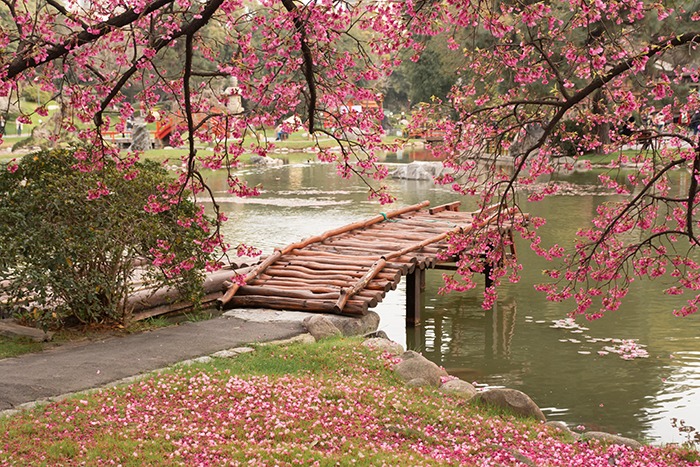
[0,148,216,329]
[551,120,586,157]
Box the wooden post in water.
[405,268,424,326]
[484,264,493,288]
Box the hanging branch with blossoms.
[0,0,415,274]
[405,0,700,317]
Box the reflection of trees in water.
[485,298,517,359]
[408,294,526,385]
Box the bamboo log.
[275,260,367,271]
[258,266,401,283]
[251,274,396,292]
[290,249,419,266]
[267,261,405,276]
[265,265,364,278]
[327,236,430,249]
[324,238,420,251]
[335,258,387,312]
[429,201,461,214]
[237,286,339,301]
[218,200,430,306]
[347,227,451,238]
[309,244,427,257]
[132,293,220,321]
[237,284,385,303]
[275,257,411,275]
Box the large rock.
[129,122,151,152]
[302,315,341,340]
[477,388,546,422]
[393,350,447,387]
[327,311,380,337]
[439,378,477,400]
[222,309,379,337]
[250,155,282,166]
[580,431,642,449]
[390,162,446,180]
[362,337,404,356]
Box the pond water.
[205,157,700,445]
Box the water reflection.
[204,160,700,444]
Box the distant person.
[653,112,665,132]
[620,116,635,137]
[275,125,283,141]
[0,115,5,135]
[690,111,700,136]
[15,118,22,136]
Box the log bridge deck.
[218,201,525,326]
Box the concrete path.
[0,314,305,411]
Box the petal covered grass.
[1,338,697,466]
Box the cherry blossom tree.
[0,0,411,275]
[406,0,700,318]
[4,0,700,320]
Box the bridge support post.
[484,264,493,289]
[406,268,425,326]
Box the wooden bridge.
[217,201,526,326]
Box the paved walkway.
[0,313,305,411]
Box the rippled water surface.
[206,160,700,444]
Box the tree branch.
[280,0,316,132]
[4,0,176,80]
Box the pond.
[205,157,700,445]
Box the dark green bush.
[0,148,216,329]
[551,120,586,157]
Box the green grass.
[577,148,672,165]
[0,336,45,359]
[198,336,374,377]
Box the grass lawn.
[1,338,697,466]
[0,336,44,358]
[576,147,687,166]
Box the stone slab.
[0,320,53,342]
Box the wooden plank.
[132,294,220,321]
[0,319,53,342]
